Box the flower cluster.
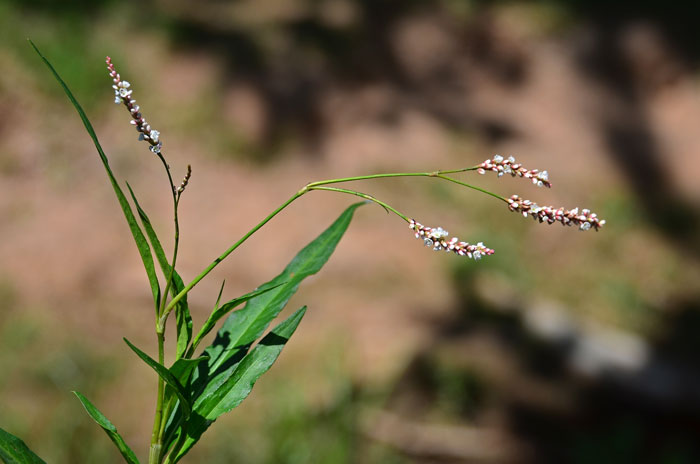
[176,165,192,194]
[409,220,494,260]
[506,194,605,231]
[477,155,551,188]
[106,56,163,154]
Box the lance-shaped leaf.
[126,183,192,357]
[172,306,306,462]
[30,41,160,309]
[73,392,140,464]
[0,427,47,464]
[203,202,362,375]
[189,283,284,355]
[123,338,192,420]
[158,356,211,453]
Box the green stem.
[309,186,409,221]
[160,189,306,321]
[150,152,180,464]
[435,174,507,202]
[156,152,180,319]
[161,167,500,322]
[305,167,478,188]
[149,330,165,464]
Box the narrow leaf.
[0,427,46,464]
[190,283,284,354]
[174,307,307,462]
[159,356,210,453]
[126,183,192,357]
[170,357,209,388]
[30,40,161,309]
[123,338,192,419]
[204,202,362,374]
[73,392,140,464]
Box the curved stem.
[305,166,479,189]
[156,152,180,319]
[161,189,307,320]
[150,152,180,464]
[309,186,409,221]
[436,174,507,202]
[162,167,500,320]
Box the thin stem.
[436,174,507,202]
[150,152,180,464]
[149,330,165,464]
[304,166,480,188]
[309,186,409,221]
[156,152,180,319]
[161,189,306,321]
[162,166,501,321]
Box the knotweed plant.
[0,42,604,464]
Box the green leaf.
[0,427,46,464]
[189,283,284,355]
[159,356,210,454]
[30,40,161,310]
[170,202,361,460]
[204,202,362,375]
[123,338,192,420]
[72,392,140,464]
[169,357,209,388]
[126,183,192,357]
[173,306,307,462]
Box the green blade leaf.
[30,40,161,309]
[173,306,307,462]
[0,427,47,464]
[190,283,284,354]
[123,338,192,420]
[72,392,140,464]
[126,183,192,357]
[204,202,362,374]
[159,356,210,454]
[170,357,209,388]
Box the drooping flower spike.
[477,155,551,188]
[506,194,605,231]
[106,56,163,155]
[409,219,495,260]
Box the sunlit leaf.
[30,40,161,310]
[172,307,306,462]
[0,427,46,464]
[73,392,140,464]
[123,338,192,420]
[126,183,191,357]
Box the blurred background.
[2,1,700,462]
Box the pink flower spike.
[106,56,163,155]
[409,219,494,260]
[506,194,605,231]
[477,155,552,188]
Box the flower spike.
[176,165,192,194]
[477,155,551,188]
[106,56,163,155]
[506,194,605,231]
[409,219,494,260]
